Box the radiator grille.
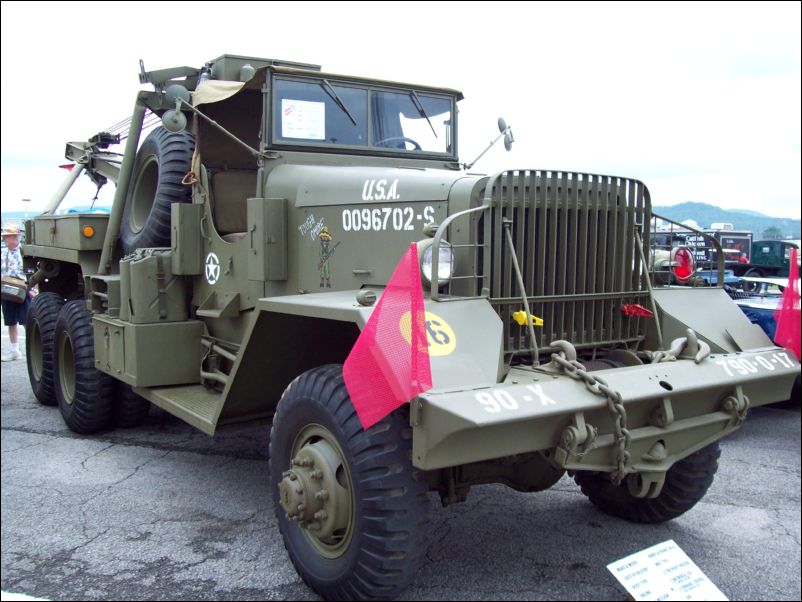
[474,170,652,357]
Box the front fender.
[219,292,503,424]
[258,291,504,390]
[418,298,504,390]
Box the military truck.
[734,239,799,278]
[22,55,800,601]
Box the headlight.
[419,239,454,287]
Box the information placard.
[607,540,728,601]
[281,99,325,140]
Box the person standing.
[2,223,32,361]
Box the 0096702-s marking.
[341,205,435,232]
[715,351,795,377]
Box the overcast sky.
[1,1,800,219]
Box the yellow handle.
[512,311,543,327]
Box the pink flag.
[343,244,433,429]
[774,247,801,360]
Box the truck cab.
[750,239,800,275]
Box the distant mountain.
[2,208,109,223]
[727,209,767,218]
[1,211,32,220]
[653,202,800,239]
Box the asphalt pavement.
[2,336,800,601]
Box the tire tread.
[269,364,429,601]
[574,443,721,523]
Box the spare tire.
[120,127,195,254]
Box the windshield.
[272,76,455,156]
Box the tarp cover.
[343,244,432,429]
[192,80,245,106]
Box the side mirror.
[498,117,514,151]
[162,84,190,132]
[162,108,187,133]
[504,129,514,152]
[464,117,516,170]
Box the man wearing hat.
[2,223,31,361]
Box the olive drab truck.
[22,55,800,601]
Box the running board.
[134,384,222,435]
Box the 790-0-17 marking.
[715,351,795,377]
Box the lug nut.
[314,510,328,521]
[297,503,306,513]
[311,470,324,480]
[289,474,298,481]
[315,490,329,502]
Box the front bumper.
[411,347,799,471]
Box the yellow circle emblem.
[399,311,457,357]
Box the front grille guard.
[430,170,725,361]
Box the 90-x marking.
[476,385,556,413]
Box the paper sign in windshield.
[607,540,728,601]
[282,99,325,140]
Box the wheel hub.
[279,436,349,542]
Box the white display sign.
[607,540,728,601]
[281,99,325,140]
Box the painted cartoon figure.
[318,226,336,288]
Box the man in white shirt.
[2,223,31,361]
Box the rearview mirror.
[504,130,514,152]
[162,108,187,133]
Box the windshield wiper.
[320,79,357,126]
[409,90,437,138]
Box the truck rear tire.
[114,383,151,428]
[53,300,114,434]
[25,292,65,406]
[120,126,194,254]
[573,442,720,523]
[742,268,764,293]
[269,365,429,601]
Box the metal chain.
[550,348,631,484]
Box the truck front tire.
[26,292,65,406]
[269,365,429,601]
[573,442,721,523]
[53,300,114,434]
[120,126,194,254]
